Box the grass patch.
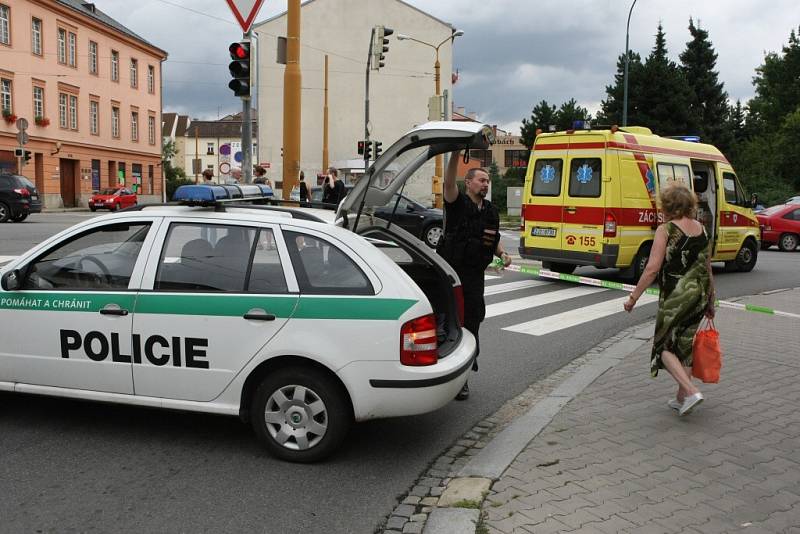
[452,499,482,509]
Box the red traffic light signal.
[228,41,251,97]
[229,42,250,60]
[357,140,365,155]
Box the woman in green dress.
[625,183,716,416]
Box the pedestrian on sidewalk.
[299,171,309,202]
[322,167,345,206]
[437,150,512,400]
[202,169,214,184]
[624,183,715,416]
[254,166,272,188]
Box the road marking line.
[485,286,607,319]
[503,294,659,336]
[484,279,552,296]
[484,274,500,280]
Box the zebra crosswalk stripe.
[485,286,608,319]
[503,293,659,336]
[484,279,552,296]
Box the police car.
[0,121,494,462]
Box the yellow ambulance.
[519,126,760,278]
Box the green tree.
[635,24,693,135]
[679,19,730,149]
[748,27,800,132]
[488,160,506,213]
[597,51,644,125]
[520,100,557,148]
[555,98,591,130]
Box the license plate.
[95,201,103,205]
[31,195,38,200]
[531,227,557,237]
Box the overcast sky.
[101,0,800,134]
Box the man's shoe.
[668,398,682,411]
[455,382,470,401]
[679,392,704,416]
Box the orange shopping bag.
[692,319,722,383]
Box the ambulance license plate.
[531,227,557,238]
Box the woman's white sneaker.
[668,398,682,411]
[679,392,704,416]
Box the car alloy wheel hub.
[264,384,328,450]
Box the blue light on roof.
[673,135,701,143]
[172,185,228,202]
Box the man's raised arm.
[443,150,461,204]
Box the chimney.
[82,3,96,13]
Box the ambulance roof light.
[665,135,701,143]
[572,120,591,130]
[548,125,557,132]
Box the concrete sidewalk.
[480,288,800,533]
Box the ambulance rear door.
[524,148,567,253]
[562,136,606,255]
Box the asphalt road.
[1,214,798,533]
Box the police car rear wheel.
[251,367,350,462]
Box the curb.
[377,322,654,534]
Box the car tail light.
[453,285,465,327]
[400,314,438,366]
[520,204,526,231]
[603,212,617,237]
[13,188,30,197]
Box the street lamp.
[397,29,464,207]
[622,0,638,126]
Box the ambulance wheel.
[251,366,351,463]
[778,233,798,252]
[733,239,758,272]
[542,262,576,274]
[632,244,652,282]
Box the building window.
[130,58,138,88]
[1,78,11,114]
[147,65,155,93]
[111,106,119,138]
[31,18,42,55]
[68,32,77,67]
[89,41,98,74]
[148,115,156,145]
[33,86,44,118]
[469,149,492,168]
[207,142,215,155]
[57,28,66,63]
[0,4,9,46]
[90,100,99,135]
[69,94,77,130]
[111,50,119,81]
[504,149,530,168]
[59,93,68,128]
[131,111,138,141]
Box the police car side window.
[532,159,562,197]
[248,228,288,294]
[22,223,152,290]
[284,231,373,295]
[155,223,257,292]
[568,158,601,198]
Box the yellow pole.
[282,0,301,200]
[322,54,329,173]
[433,50,443,208]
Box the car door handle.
[565,207,577,213]
[100,307,129,316]
[243,309,276,321]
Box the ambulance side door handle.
[243,309,276,321]
[565,207,577,214]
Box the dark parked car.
[0,173,42,223]
[309,186,443,247]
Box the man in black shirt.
[322,167,345,206]
[437,150,512,400]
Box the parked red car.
[89,188,137,212]
[757,204,800,251]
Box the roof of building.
[174,115,192,137]
[56,1,167,57]
[255,0,453,30]
[183,119,259,138]
[162,112,177,137]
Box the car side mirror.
[406,205,415,213]
[1,269,22,291]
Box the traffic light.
[363,140,372,160]
[371,26,393,70]
[357,140,365,155]
[24,150,32,163]
[228,41,251,97]
[373,141,383,158]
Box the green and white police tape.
[489,260,800,320]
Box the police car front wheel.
[251,367,351,462]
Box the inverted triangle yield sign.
[226,0,266,33]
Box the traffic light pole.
[241,31,253,184]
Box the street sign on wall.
[225,0,266,33]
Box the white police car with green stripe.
[0,121,495,462]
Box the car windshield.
[100,188,120,195]
[760,206,786,216]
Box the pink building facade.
[0,0,167,207]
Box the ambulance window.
[22,222,152,290]
[247,228,288,294]
[532,159,562,196]
[155,223,257,292]
[568,158,601,198]
[657,163,691,189]
[284,231,373,295]
[723,173,745,205]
